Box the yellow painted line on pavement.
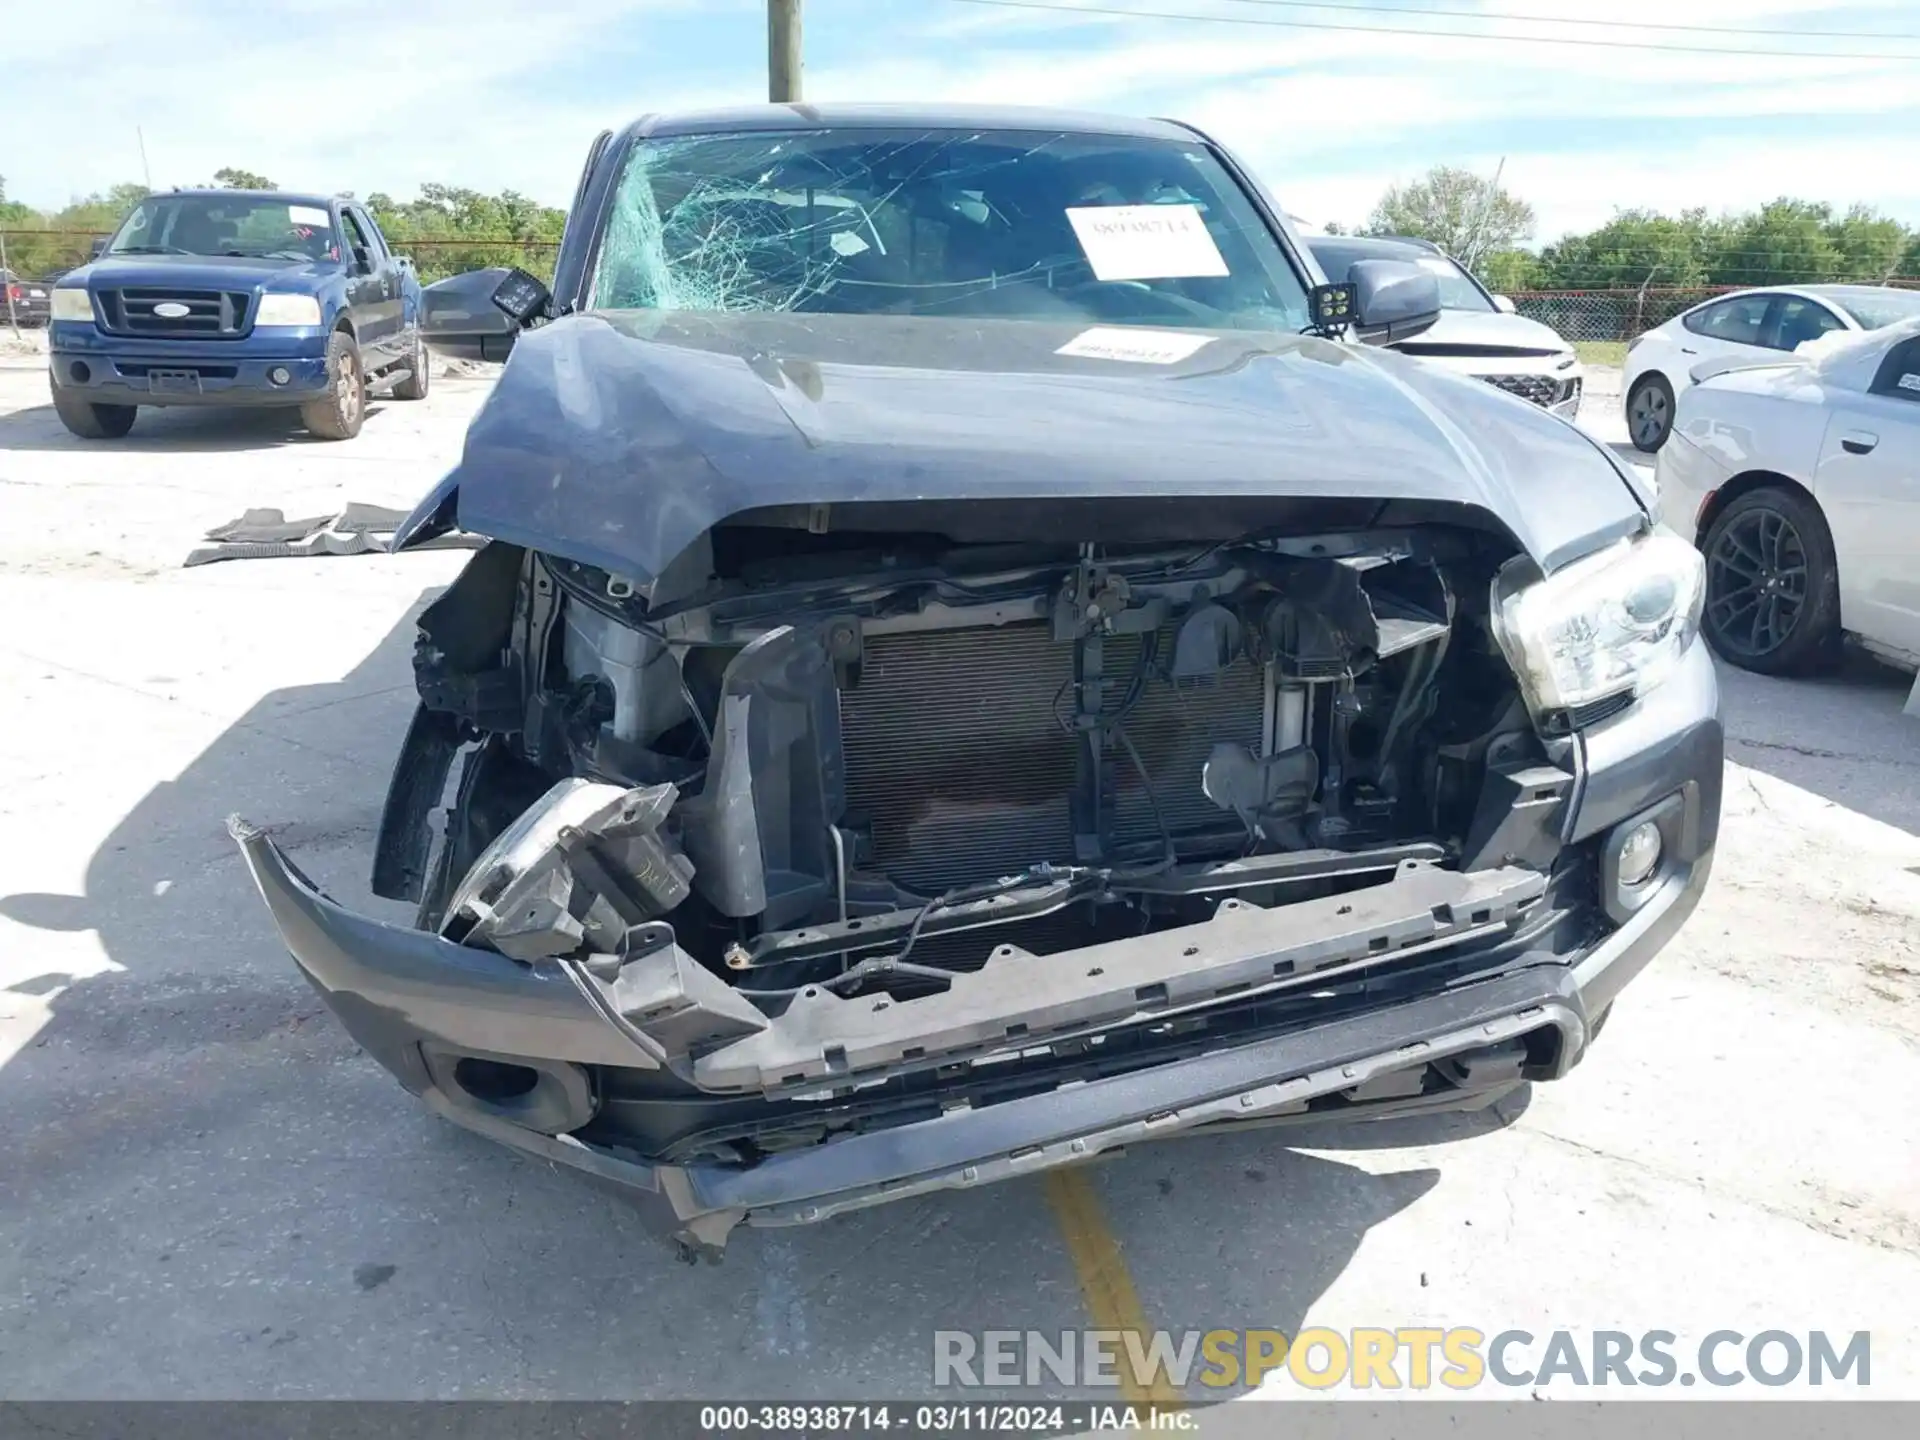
[1042,1167,1182,1405]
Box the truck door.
[340,206,399,361]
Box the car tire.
[51,384,137,440]
[1625,373,1674,452]
[390,330,430,401]
[301,330,367,440]
[1700,486,1841,676]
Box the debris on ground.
[183,504,483,567]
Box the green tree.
[212,166,277,190]
[1538,208,1711,290]
[0,174,34,227]
[367,182,567,282]
[1479,248,1544,293]
[1826,204,1908,283]
[1365,166,1534,263]
[1706,199,1841,286]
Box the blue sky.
[6,0,1920,245]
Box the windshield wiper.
[111,245,193,255]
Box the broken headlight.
[1491,531,1704,730]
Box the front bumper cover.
[51,350,331,404]
[233,807,1713,1258]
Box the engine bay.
[397,519,1547,1013]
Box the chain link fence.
[1511,281,1920,345]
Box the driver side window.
[341,208,375,268]
[1767,297,1844,351]
[1685,294,1774,345]
[351,208,389,262]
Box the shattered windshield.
[588,128,1313,331]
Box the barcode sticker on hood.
[1055,327,1211,364]
[1066,204,1229,282]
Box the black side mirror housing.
[421,266,550,362]
[89,238,108,259]
[1346,259,1442,345]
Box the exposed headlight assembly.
[50,287,94,322]
[1492,531,1704,732]
[254,293,323,326]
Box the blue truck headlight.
[255,294,322,326]
[50,287,93,322]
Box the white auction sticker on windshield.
[1056,327,1211,365]
[288,205,330,226]
[1065,204,1228,282]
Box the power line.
[940,0,1920,60]
[1193,0,1920,43]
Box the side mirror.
[1347,259,1442,346]
[89,238,108,259]
[1493,294,1518,314]
[422,267,547,362]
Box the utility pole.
[769,0,802,103]
[137,126,153,190]
[1457,157,1504,268]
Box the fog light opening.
[1616,820,1664,889]
[452,1057,540,1104]
[268,366,292,386]
[69,361,91,384]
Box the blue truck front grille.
[99,288,251,338]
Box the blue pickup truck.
[46,189,427,440]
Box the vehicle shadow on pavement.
[0,399,389,453]
[0,590,1480,1400]
[1714,649,1920,835]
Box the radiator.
[839,622,1266,892]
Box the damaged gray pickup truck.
[233,105,1722,1260]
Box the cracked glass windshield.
[588,128,1312,331]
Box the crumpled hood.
[420,311,1647,580]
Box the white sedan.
[1623,284,1920,452]
[1655,316,1920,682]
